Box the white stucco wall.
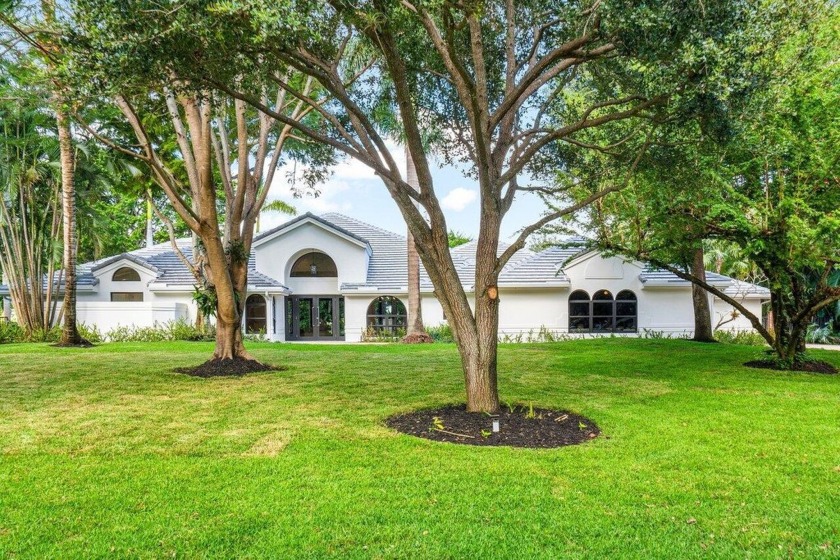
[254,221,369,290]
[83,259,158,303]
[712,297,764,331]
[73,259,201,334]
[75,302,191,333]
[59,234,766,343]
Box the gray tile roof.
[326,213,585,291]
[638,266,769,298]
[639,266,732,285]
[1,239,287,295]
[135,242,287,289]
[319,213,414,290]
[322,215,769,297]
[724,279,771,297]
[1,212,769,300]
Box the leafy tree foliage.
[447,230,473,249]
[0,80,62,333]
[555,4,839,365]
[62,1,333,361]
[57,0,797,409]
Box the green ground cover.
[0,339,838,559]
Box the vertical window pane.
[298,298,314,337]
[318,298,334,337]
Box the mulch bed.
[401,332,434,344]
[744,359,838,374]
[386,404,600,448]
[174,357,285,378]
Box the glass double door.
[286,296,345,340]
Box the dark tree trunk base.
[691,338,720,344]
[386,404,600,448]
[401,332,434,344]
[744,359,837,374]
[174,357,285,378]
[51,339,94,348]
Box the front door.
[286,296,345,341]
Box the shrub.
[105,318,215,343]
[0,321,102,344]
[0,320,25,344]
[78,323,104,344]
[426,323,454,343]
[714,330,768,346]
[362,326,406,342]
[805,324,840,345]
[640,329,691,340]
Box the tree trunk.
[402,147,431,342]
[690,247,715,342]
[461,295,501,412]
[55,106,83,345]
[213,313,247,359]
[203,234,251,361]
[457,206,502,413]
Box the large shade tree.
[66,5,334,362]
[247,0,775,410]
[69,0,775,410]
[66,0,777,408]
[558,4,839,366]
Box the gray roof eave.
[90,253,161,275]
[640,279,731,288]
[496,280,571,288]
[253,212,372,253]
[0,284,98,296]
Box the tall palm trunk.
[402,146,432,343]
[55,106,82,344]
[39,0,83,344]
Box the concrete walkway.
[807,344,840,352]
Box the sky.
[260,141,550,241]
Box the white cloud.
[441,187,478,212]
[262,140,406,223]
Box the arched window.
[112,267,141,282]
[290,252,337,277]
[568,289,638,333]
[615,290,638,332]
[367,296,407,336]
[592,290,614,332]
[245,294,267,334]
[568,290,590,332]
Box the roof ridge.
[321,212,406,241]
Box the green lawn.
[0,339,838,559]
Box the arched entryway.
[245,294,267,334]
[283,250,345,341]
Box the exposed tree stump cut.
[386,404,600,448]
[401,332,434,344]
[744,359,837,374]
[174,358,285,378]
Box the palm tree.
[402,146,432,343]
[257,199,297,232]
[0,96,63,334]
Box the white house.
[0,212,770,341]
